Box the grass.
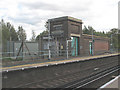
[2,57,23,61]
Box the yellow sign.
[61,45,63,49]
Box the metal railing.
[1,50,73,61]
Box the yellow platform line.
[1,53,120,70]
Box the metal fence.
[1,50,73,61]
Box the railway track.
[14,61,119,88]
[2,54,119,88]
[59,65,119,89]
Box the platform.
[1,53,119,72]
[99,75,120,89]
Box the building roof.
[49,16,82,23]
[82,34,109,41]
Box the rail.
[59,66,120,88]
[2,54,119,88]
[12,59,119,88]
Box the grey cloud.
[13,1,92,25]
[8,15,44,25]
[20,2,61,11]
[7,1,92,27]
[20,1,90,13]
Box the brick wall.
[81,34,110,56]
[94,40,109,51]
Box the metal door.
[71,37,78,56]
[89,42,93,55]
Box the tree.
[36,30,48,41]
[10,26,18,41]
[88,26,96,35]
[30,30,36,41]
[1,20,11,52]
[1,19,18,52]
[82,25,89,34]
[82,25,95,35]
[17,26,26,41]
[106,28,120,51]
[83,25,107,37]
[44,21,49,31]
[7,22,18,41]
[2,20,10,43]
[36,21,49,41]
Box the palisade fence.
[1,40,119,63]
[1,41,73,62]
[0,39,76,67]
[1,50,72,61]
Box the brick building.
[81,34,109,56]
[39,16,110,57]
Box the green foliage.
[1,19,19,52]
[17,26,26,41]
[1,19,27,52]
[40,30,48,36]
[106,28,120,51]
[36,21,49,41]
[88,26,96,35]
[83,25,106,37]
[82,26,89,34]
[2,57,22,61]
[1,19,28,53]
[36,30,48,41]
[30,30,36,41]
[10,26,18,41]
[83,26,120,52]
[36,35,40,41]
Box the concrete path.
[99,75,120,89]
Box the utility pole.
[9,25,11,57]
[21,27,24,61]
[48,20,51,60]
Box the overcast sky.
[0,0,119,40]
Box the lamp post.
[48,20,51,60]
[66,39,72,59]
